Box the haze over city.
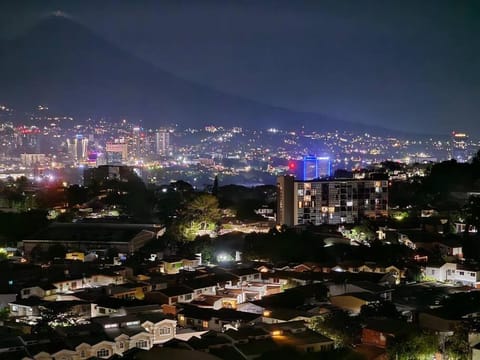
[1,0,479,134]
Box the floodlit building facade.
[155,129,171,156]
[277,175,388,226]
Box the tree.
[170,193,222,241]
[170,180,194,194]
[47,244,67,260]
[155,189,183,225]
[0,210,49,243]
[387,330,439,360]
[186,193,221,230]
[34,185,67,209]
[351,221,375,242]
[444,324,470,360]
[106,247,120,261]
[212,175,219,197]
[462,195,480,235]
[65,184,88,207]
[182,235,214,263]
[30,245,47,262]
[360,301,400,319]
[309,311,361,347]
[0,307,9,321]
[333,169,353,179]
[0,248,8,262]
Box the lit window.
[126,321,140,326]
[135,340,148,348]
[159,327,171,335]
[97,348,109,358]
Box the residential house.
[327,280,393,301]
[0,288,18,309]
[438,239,463,259]
[52,277,85,293]
[261,321,335,353]
[361,318,412,348]
[260,272,306,288]
[22,223,157,257]
[184,278,218,297]
[424,262,480,287]
[106,283,151,300]
[51,271,126,294]
[418,310,461,333]
[329,292,380,314]
[42,300,91,319]
[91,299,124,318]
[177,304,261,332]
[65,251,85,261]
[292,264,312,272]
[162,257,185,275]
[454,264,480,288]
[226,268,262,286]
[454,222,477,234]
[26,312,178,359]
[261,308,312,324]
[424,262,457,282]
[190,294,239,310]
[8,297,43,318]
[145,286,194,305]
[182,257,201,271]
[20,284,56,300]
[473,343,480,360]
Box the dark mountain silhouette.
[0,15,382,133]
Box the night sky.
[1,0,479,134]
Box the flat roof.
[25,222,157,243]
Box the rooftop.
[271,328,334,347]
[26,222,157,243]
[157,286,194,297]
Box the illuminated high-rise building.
[106,142,128,165]
[16,126,41,153]
[131,126,142,159]
[21,153,46,167]
[449,131,469,162]
[289,155,331,180]
[67,135,88,162]
[277,175,388,226]
[277,175,295,226]
[155,129,170,156]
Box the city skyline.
[1,1,479,134]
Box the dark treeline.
[389,151,480,210]
[243,226,414,265]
